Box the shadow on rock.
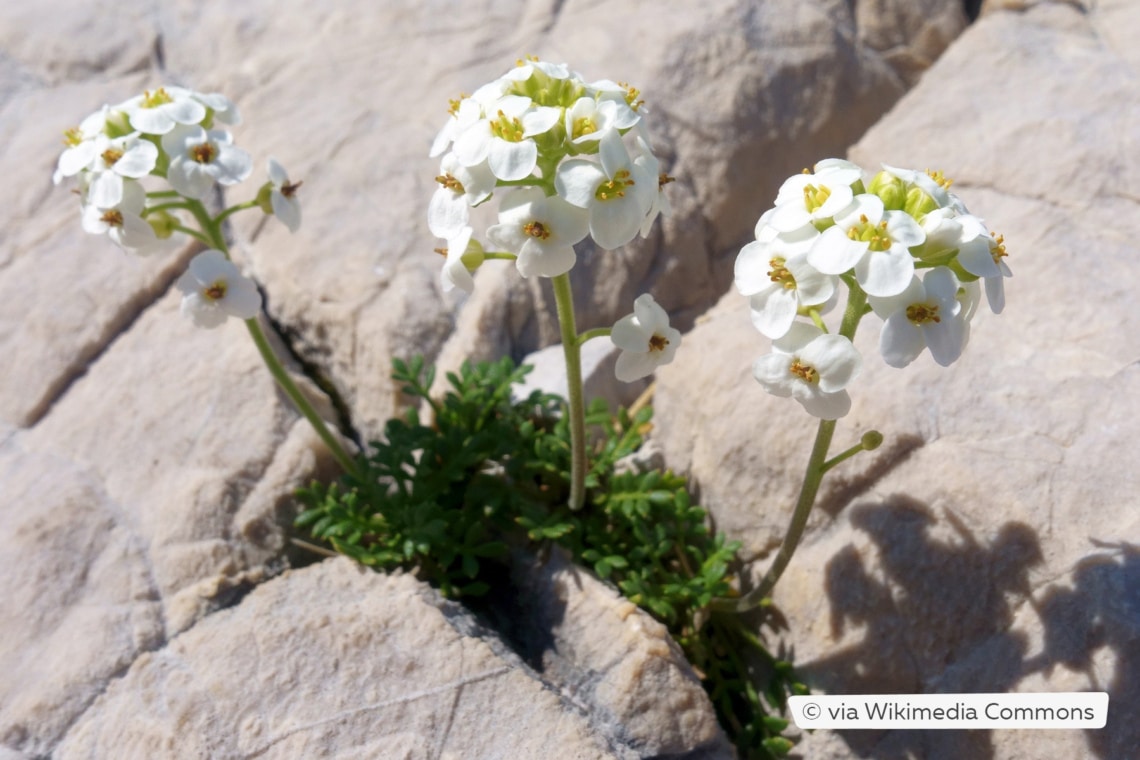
[1028,541,1140,759]
[797,494,1043,760]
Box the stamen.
[435,173,464,193]
[595,169,634,201]
[991,232,1008,263]
[204,281,227,301]
[524,221,551,240]
[101,148,124,166]
[618,81,645,111]
[648,334,669,352]
[790,359,818,383]
[489,110,525,142]
[142,88,173,109]
[905,303,940,324]
[281,180,303,198]
[190,142,216,164]
[433,247,448,257]
[100,210,124,227]
[658,173,675,189]
[925,168,954,190]
[447,94,468,117]
[63,127,83,147]
[767,257,796,290]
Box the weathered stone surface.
[513,338,651,412]
[0,293,333,756]
[855,0,968,85]
[653,1,1140,758]
[501,549,732,758]
[1,0,972,756]
[56,558,640,759]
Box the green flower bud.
[869,170,906,210]
[861,430,884,451]
[904,186,940,220]
[147,209,177,239]
[104,109,134,139]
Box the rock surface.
[652,1,1140,758]
[0,0,973,757]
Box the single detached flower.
[258,158,302,233]
[176,250,262,328]
[611,294,682,382]
[752,323,862,419]
[162,125,253,200]
[485,188,588,278]
[868,267,969,368]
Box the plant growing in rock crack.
[55,61,1012,760]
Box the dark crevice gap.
[964,0,984,22]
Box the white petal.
[271,191,302,233]
[598,130,631,177]
[590,196,641,250]
[224,277,262,319]
[749,287,798,339]
[611,314,650,352]
[615,351,659,382]
[734,240,772,295]
[555,160,605,208]
[798,388,851,420]
[428,188,469,239]
[113,141,158,178]
[985,275,1006,314]
[855,245,914,297]
[516,241,576,278]
[884,210,925,248]
[752,354,796,397]
[181,295,228,329]
[268,157,289,186]
[212,144,253,185]
[879,313,927,368]
[632,294,668,333]
[800,334,862,393]
[808,227,868,275]
[923,317,966,367]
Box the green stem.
[215,200,261,226]
[552,273,587,511]
[184,198,359,476]
[145,202,192,214]
[576,327,612,347]
[481,251,518,261]
[712,283,870,613]
[169,224,212,245]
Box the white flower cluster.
[429,58,671,292]
[736,159,1011,419]
[54,86,304,327]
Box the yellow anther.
[204,281,227,301]
[595,169,635,201]
[447,94,468,117]
[63,127,83,147]
[101,147,124,166]
[524,221,551,240]
[790,359,818,383]
[618,81,645,111]
[658,173,675,188]
[142,88,173,109]
[648,334,669,352]
[433,247,449,257]
[435,173,464,193]
[768,257,796,290]
[991,232,1008,262]
[100,210,124,227]
[572,117,596,140]
[925,168,954,190]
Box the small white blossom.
[485,188,588,278]
[752,323,862,419]
[555,130,655,250]
[428,153,496,239]
[611,294,682,382]
[80,179,161,253]
[162,125,253,200]
[119,87,207,135]
[176,250,262,328]
[808,193,924,297]
[868,267,969,368]
[767,159,862,235]
[265,158,302,233]
[53,108,112,184]
[438,226,479,294]
[452,95,560,181]
[735,238,837,339]
[632,135,672,238]
[85,133,160,209]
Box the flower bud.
[904,186,940,220]
[104,109,134,139]
[861,430,884,451]
[869,170,906,211]
[147,209,178,239]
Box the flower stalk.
[552,272,587,511]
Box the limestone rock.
[56,558,654,759]
[512,338,651,413]
[653,2,1140,758]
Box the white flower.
[428,153,496,239]
[868,267,969,368]
[588,79,645,127]
[85,133,160,209]
[767,159,862,235]
[485,188,588,278]
[752,323,862,419]
[162,125,252,200]
[554,130,655,250]
[807,193,924,297]
[193,91,241,126]
[952,218,1010,314]
[564,97,621,145]
[631,135,672,238]
[611,294,682,382]
[119,87,207,135]
[735,236,837,339]
[80,179,160,253]
[53,108,111,184]
[452,95,560,181]
[265,158,302,233]
[176,250,262,328]
[429,82,507,158]
[437,226,480,294]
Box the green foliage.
[296,355,801,758]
